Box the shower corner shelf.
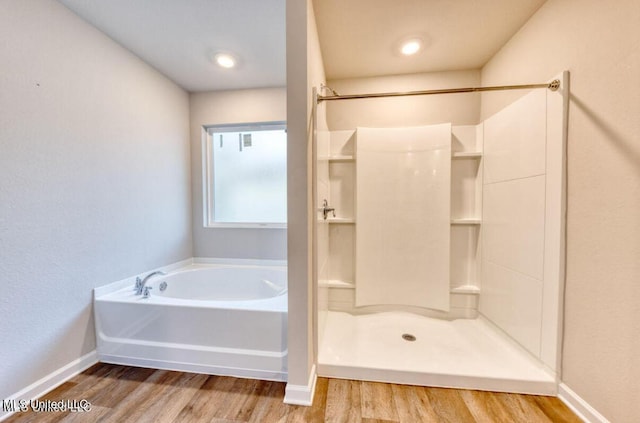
[450,218,481,225]
[450,285,480,295]
[320,155,355,162]
[327,217,355,224]
[452,152,482,159]
[319,279,355,289]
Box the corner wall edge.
[283,364,317,406]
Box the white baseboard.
[283,365,317,406]
[558,383,610,423]
[0,350,98,422]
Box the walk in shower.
[313,73,568,394]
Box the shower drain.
[402,333,416,342]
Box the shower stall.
[313,72,568,394]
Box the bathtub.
[94,262,288,381]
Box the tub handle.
[142,286,153,299]
[134,277,143,292]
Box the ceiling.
[58,0,286,92]
[58,0,546,92]
[313,0,547,80]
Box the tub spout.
[135,270,167,295]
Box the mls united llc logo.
[2,399,91,413]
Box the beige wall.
[326,70,480,130]
[481,1,640,421]
[0,0,191,403]
[189,88,287,260]
[305,0,327,391]
[286,0,313,390]
[309,0,330,370]
[285,0,328,396]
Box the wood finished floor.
[5,363,581,423]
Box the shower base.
[317,311,556,395]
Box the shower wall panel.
[483,90,547,184]
[480,89,551,359]
[355,124,451,311]
[482,176,546,354]
[484,176,546,280]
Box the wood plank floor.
[4,364,581,422]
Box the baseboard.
[283,365,317,406]
[0,350,98,422]
[558,383,610,423]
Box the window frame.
[202,121,287,229]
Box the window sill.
[204,223,287,229]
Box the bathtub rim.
[93,257,287,298]
[97,285,287,312]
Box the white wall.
[0,0,191,401]
[481,1,640,421]
[326,70,480,130]
[189,88,287,259]
[285,0,327,399]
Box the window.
[203,122,287,228]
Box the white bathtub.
[94,262,288,381]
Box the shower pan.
[313,72,568,395]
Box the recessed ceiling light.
[401,39,422,56]
[214,53,236,69]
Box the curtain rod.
[317,79,560,103]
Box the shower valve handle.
[321,199,336,220]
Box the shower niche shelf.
[326,217,355,224]
[318,154,355,162]
[450,218,481,225]
[328,155,354,162]
[319,279,355,289]
[452,152,482,159]
[449,125,483,301]
[451,285,480,295]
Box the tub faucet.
[135,270,167,295]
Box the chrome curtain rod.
[317,79,560,103]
